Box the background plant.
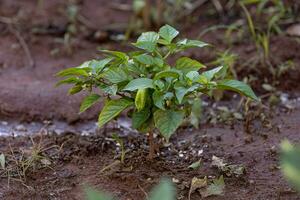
[57,24,258,159]
[85,178,175,200]
[280,140,300,193]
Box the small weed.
[112,133,126,164]
[0,133,59,186]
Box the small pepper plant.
[57,25,258,159]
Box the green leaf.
[154,109,185,141]
[99,84,118,96]
[175,85,198,104]
[133,0,145,13]
[68,85,83,95]
[190,98,202,129]
[217,79,258,100]
[188,159,202,170]
[134,54,155,65]
[89,58,113,74]
[177,39,209,50]
[123,78,154,91]
[200,66,223,82]
[175,57,205,74]
[153,80,165,90]
[280,140,300,192]
[100,50,128,61]
[154,70,180,80]
[79,94,101,113]
[127,61,147,75]
[98,99,133,127]
[135,89,148,111]
[101,67,130,84]
[132,109,151,129]
[56,77,80,87]
[152,91,174,110]
[158,24,179,43]
[84,187,113,200]
[149,178,176,200]
[153,57,164,67]
[0,154,5,169]
[133,32,160,52]
[56,67,89,77]
[186,71,200,82]
[153,91,165,110]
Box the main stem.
[148,129,155,159]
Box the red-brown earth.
[0,1,300,200]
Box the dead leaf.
[212,155,226,168]
[188,176,207,200]
[200,175,225,197]
[227,164,245,177]
[212,155,245,177]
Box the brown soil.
[1,105,300,200]
[1,1,300,200]
[0,0,131,123]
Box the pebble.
[54,129,64,135]
[81,130,90,136]
[14,124,27,132]
[244,136,253,144]
[172,177,180,183]
[270,146,277,155]
[0,121,8,126]
[198,149,203,156]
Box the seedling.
[112,133,126,163]
[57,24,258,159]
[239,1,291,80]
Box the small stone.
[198,149,203,156]
[261,132,268,139]
[172,177,180,183]
[216,135,222,141]
[54,129,64,135]
[286,24,300,37]
[244,136,253,144]
[249,180,255,184]
[41,158,51,166]
[81,130,90,136]
[0,121,8,126]
[14,125,27,132]
[43,120,52,125]
[270,146,277,155]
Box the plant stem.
[156,0,163,28]
[143,0,151,30]
[148,130,155,159]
